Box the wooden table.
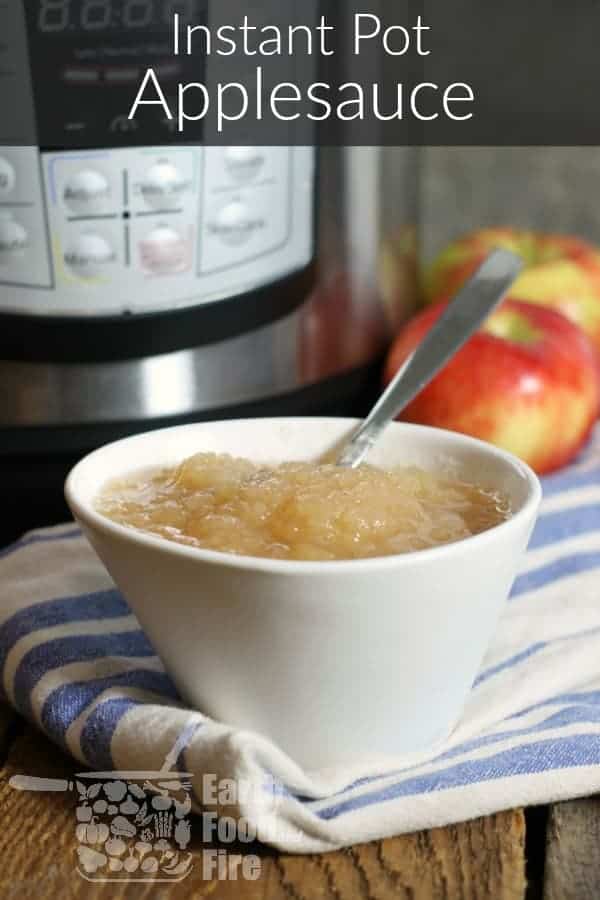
[1,703,597,899]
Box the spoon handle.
[337,248,524,469]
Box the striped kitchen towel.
[2,429,600,853]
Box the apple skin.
[384,299,600,474]
[425,228,600,355]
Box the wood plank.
[544,797,600,900]
[0,724,527,899]
[258,812,526,900]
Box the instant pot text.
[128,12,475,134]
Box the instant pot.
[0,1,419,543]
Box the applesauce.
[96,452,510,561]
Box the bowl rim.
[65,417,542,575]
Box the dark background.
[5,0,600,147]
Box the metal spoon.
[336,248,523,469]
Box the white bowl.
[65,418,541,771]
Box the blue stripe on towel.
[529,505,600,549]
[512,551,600,597]
[176,720,205,806]
[317,734,600,820]
[475,642,547,685]
[475,626,600,686]
[540,433,600,492]
[173,718,206,807]
[40,669,179,748]
[542,465,600,497]
[307,701,600,810]
[410,705,600,776]
[0,527,82,561]
[80,697,141,769]
[508,689,600,720]
[0,591,130,699]
[13,630,156,721]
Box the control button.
[64,67,100,84]
[139,160,190,209]
[0,157,16,198]
[209,202,266,247]
[105,67,140,83]
[64,169,111,215]
[109,115,138,134]
[224,147,265,183]
[0,213,28,264]
[64,232,116,279]
[139,225,189,274]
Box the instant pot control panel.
[0,145,314,316]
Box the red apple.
[425,228,600,355]
[384,299,600,474]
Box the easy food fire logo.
[10,769,194,883]
[74,771,193,881]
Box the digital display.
[35,1,202,34]
[23,0,207,149]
